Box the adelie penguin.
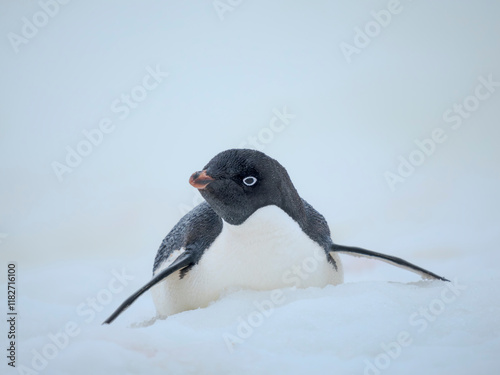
[103,149,448,324]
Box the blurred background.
[1,0,500,283]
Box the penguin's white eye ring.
[243,176,257,186]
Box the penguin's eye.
[242,176,257,186]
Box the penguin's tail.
[330,243,449,282]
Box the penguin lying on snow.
[103,149,448,324]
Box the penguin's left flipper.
[330,243,449,282]
[102,251,195,325]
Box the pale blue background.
[1,0,499,282]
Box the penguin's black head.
[189,149,303,225]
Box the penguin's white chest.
[151,205,343,317]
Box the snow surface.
[8,258,500,375]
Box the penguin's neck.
[222,204,296,237]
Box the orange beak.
[189,170,215,190]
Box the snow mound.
[11,260,500,375]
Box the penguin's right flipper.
[102,251,194,325]
[330,243,449,282]
[104,203,223,325]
